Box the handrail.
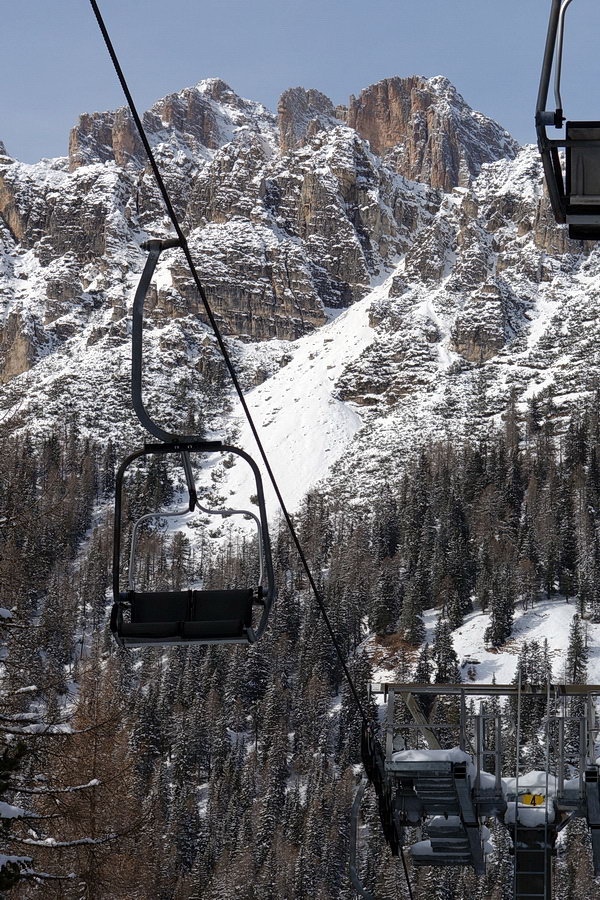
[128,506,190,591]
[127,503,265,591]
[370,681,600,695]
[349,780,381,900]
[554,0,575,113]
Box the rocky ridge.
[347,76,519,191]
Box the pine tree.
[432,619,460,684]
[566,614,589,683]
[398,578,425,645]
[484,565,515,647]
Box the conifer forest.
[1,390,600,899]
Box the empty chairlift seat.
[111,441,275,648]
[566,122,600,239]
[117,588,257,644]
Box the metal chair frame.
[112,441,275,646]
[111,237,276,647]
[536,0,600,237]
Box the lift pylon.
[356,683,600,900]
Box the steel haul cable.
[87,0,370,729]
[87,6,416,895]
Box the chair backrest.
[567,122,600,206]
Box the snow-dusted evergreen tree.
[398,577,425,645]
[565,614,589,768]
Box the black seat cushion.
[130,591,189,623]
[121,588,255,641]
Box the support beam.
[585,769,600,876]
[454,764,485,875]
[371,682,600,697]
[400,692,441,751]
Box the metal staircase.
[389,759,485,871]
[512,824,555,900]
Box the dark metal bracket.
[132,238,199,508]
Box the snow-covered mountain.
[0,73,595,511]
[5,73,600,899]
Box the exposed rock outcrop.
[0,312,39,382]
[347,76,518,191]
[69,79,277,172]
[68,107,145,171]
[169,222,328,340]
[277,87,340,152]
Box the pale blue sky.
[3,0,600,163]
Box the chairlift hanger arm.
[554,0,574,114]
[132,238,182,444]
[535,0,600,241]
[132,237,199,509]
[536,0,570,130]
[536,0,569,224]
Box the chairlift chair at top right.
[536,0,600,239]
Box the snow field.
[219,278,383,514]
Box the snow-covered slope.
[369,600,600,690]
[223,282,380,512]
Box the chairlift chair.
[111,440,275,647]
[536,0,600,238]
[110,237,275,647]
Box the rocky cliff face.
[277,87,340,152]
[0,76,448,393]
[347,76,519,191]
[68,78,275,170]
